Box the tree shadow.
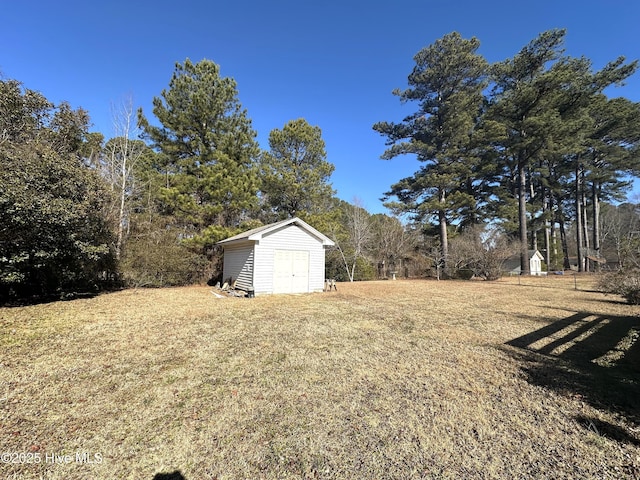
[0,287,125,308]
[153,471,186,480]
[504,310,640,430]
[575,415,640,446]
[1,292,98,308]
[582,296,630,306]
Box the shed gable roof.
[217,217,335,247]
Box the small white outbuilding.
[503,249,546,276]
[217,217,335,295]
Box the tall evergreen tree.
[583,96,640,267]
[259,118,335,221]
[488,29,568,275]
[489,29,637,273]
[374,32,489,271]
[137,58,260,251]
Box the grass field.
[1,276,639,479]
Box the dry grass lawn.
[1,276,639,479]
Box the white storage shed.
[217,217,335,295]
[503,249,546,276]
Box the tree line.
[0,58,392,300]
[375,29,640,275]
[2,29,640,301]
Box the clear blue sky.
[3,0,640,213]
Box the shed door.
[273,250,309,293]
[531,256,541,274]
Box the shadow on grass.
[0,288,123,308]
[575,415,640,446]
[153,471,186,480]
[583,296,630,306]
[504,310,640,432]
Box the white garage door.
[273,250,309,293]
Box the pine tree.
[583,96,640,268]
[374,32,488,272]
[138,59,260,251]
[259,118,335,221]
[489,29,637,273]
[488,29,568,275]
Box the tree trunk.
[543,189,551,272]
[518,162,530,275]
[581,172,590,272]
[465,178,478,227]
[549,191,558,271]
[557,205,571,270]
[575,163,584,272]
[115,155,127,260]
[592,182,601,271]
[550,223,558,270]
[439,189,448,273]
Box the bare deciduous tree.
[600,202,640,269]
[449,226,518,280]
[330,199,373,282]
[370,214,418,278]
[101,96,147,259]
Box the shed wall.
[221,242,254,291]
[530,254,544,276]
[253,225,326,295]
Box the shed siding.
[253,225,325,295]
[222,242,254,291]
[530,253,544,276]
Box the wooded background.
[2,29,640,301]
